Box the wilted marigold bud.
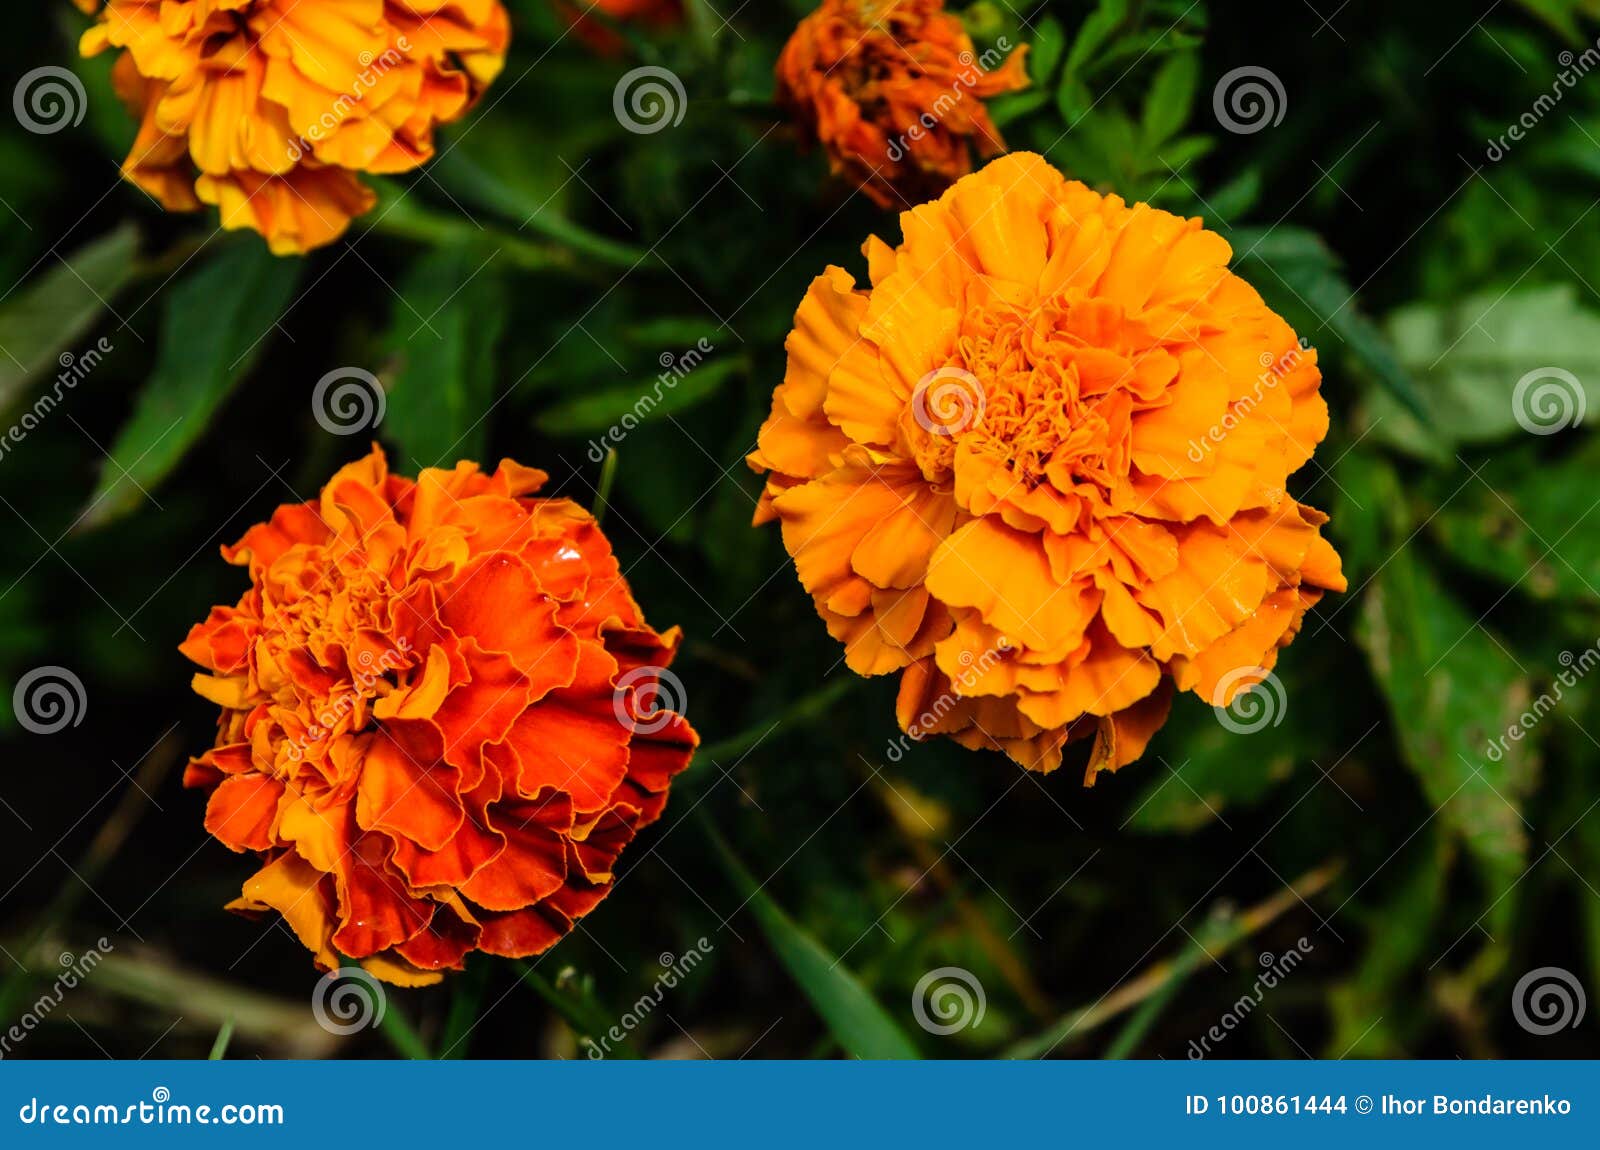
[181,448,697,985]
[79,0,511,254]
[749,153,1345,780]
[776,0,1030,208]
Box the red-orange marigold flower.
[749,153,1346,781]
[180,448,697,985]
[776,0,1030,209]
[80,0,510,254]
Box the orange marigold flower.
[180,447,697,985]
[748,153,1346,781]
[80,0,511,255]
[776,0,1030,209]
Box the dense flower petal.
[752,153,1344,781]
[181,446,697,984]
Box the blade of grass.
[207,1019,235,1061]
[703,816,920,1060]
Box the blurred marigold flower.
[79,0,511,255]
[776,0,1029,209]
[180,447,697,985]
[558,0,682,54]
[748,153,1345,780]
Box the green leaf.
[705,820,921,1059]
[380,246,508,471]
[537,355,742,436]
[1355,547,1535,896]
[1368,285,1600,457]
[1431,437,1600,602]
[1141,51,1201,147]
[1124,704,1303,833]
[1063,0,1130,89]
[0,224,139,419]
[1229,226,1426,421]
[82,241,301,528]
[1024,15,1067,86]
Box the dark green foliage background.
[1,0,1598,1058]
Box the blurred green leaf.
[706,820,920,1060]
[1431,437,1600,602]
[1124,704,1302,833]
[1141,51,1201,147]
[1368,285,1600,457]
[1356,547,1535,896]
[82,241,301,528]
[537,356,742,436]
[0,224,139,419]
[380,246,508,470]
